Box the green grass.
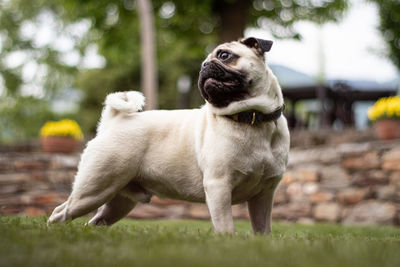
[0,216,399,267]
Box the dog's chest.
[228,141,279,202]
[211,124,288,203]
[222,127,286,175]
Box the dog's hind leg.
[88,182,152,226]
[87,194,137,226]
[47,139,138,226]
[48,173,134,225]
[47,177,125,226]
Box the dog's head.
[198,37,282,115]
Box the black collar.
[225,104,285,126]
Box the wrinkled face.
[198,38,273,108]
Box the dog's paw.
[47,213,62,226]
[47,202,68,226]
[87,216,108,226]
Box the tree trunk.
[137,0,158,110]
[213,0,251,43]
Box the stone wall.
[276,140,400,225]
[1,139,399,226]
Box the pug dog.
[47,37,290,234]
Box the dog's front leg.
[247,176,282,234]
[203,177,234,234]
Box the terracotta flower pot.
[374,120,400,140]
[41,136,79,153]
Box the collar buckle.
[250,112,256,125]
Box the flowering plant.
[368,96,400,122]
[39,119,84,140]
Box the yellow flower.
[368,96,400,122]
[40,119,84,140]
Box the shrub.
[39,119,84,140]
[368,96,400,122]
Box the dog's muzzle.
[198,61,249,108]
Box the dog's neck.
[224,105,285,126]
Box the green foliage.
[0,0,79,98]
[249,0,348,39]
[0,0,83,143]
[1,216,400,267]
[0,96,81,143]
[370,0,400,70]
[0,96,51,143]
[0,0,349,140]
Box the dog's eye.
[218,51,231,61]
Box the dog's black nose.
[201,61,210,71]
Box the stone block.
[382,147,400,171]
[24,207,46,216]
[319,166,351,189]
[232,204,249,219]
[0,173,32,185]
[309,191,334,203]
[313,202,341,222]
[0,206,21,214]
[342,151,381,170]
[272,202,312,220]
[50,154,80,169]
[296,168,319,182]
[337,142,372,155]
[343,201,397,225]
[0,195,25,206]
[0,184,24,194]
[34,193,57,205]
[30,171,47,182]
[20,182,52,193]
[273,185,288,205]
[127,204,187,220]
[374,186,400,202]
[288,148,340,166]
[303,182,319,195]
[282,168,319,184]
[389,172,400,189]
[127,204,170,219]
[151,196,187,206]
[0,161,13,173]
[281,172,294,185]
[46,170,75,184]
[187,203,210,219]
[296,217,315,225]
[337,188,368,205]
[14,159,48,171]
[286,183,306,202]
[351,171,389,186]
[164,205,187,219]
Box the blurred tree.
[137,0,158,110]
[0,0,82,142]
[370,0,400,71]
[215,0,348,42]
[0,0,349,139]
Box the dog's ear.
[240,37,273,56]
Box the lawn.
[0,216,399,267]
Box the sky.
[247,0,399,83]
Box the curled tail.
[97,91,145,133]
[105,91,145,114]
